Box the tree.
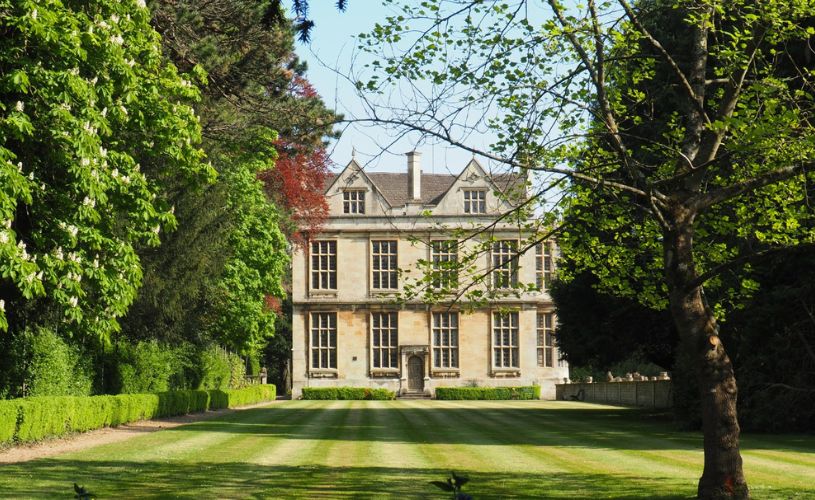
[120,0,336,353]
[356,1,815,497]
[0,0,213,340]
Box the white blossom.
[15,101,24,112]
[31,9,37,19]
[67,225,78,238]
[0,232,7,244]
[17,162,23,172]
[55,247,64,260]
[110,34,124,45]
[152,225,160,235]
[90,76,98,86]
[69,296,78,307]
[110,14,119,24]
[121,175,130,184]
[0,300,5,311]
[83,196,95,208]
[99,20,110,30]
[26,272,36,283]
[111,168,119,178]
[80,158,90,167]
[101,107,107,117]
[36,271,43,280]
[136,0,146,8]
[4,220,11,228]
[119,105,128,116]
[28,172,34,181]
[99,146,107,157]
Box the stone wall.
[555,380,673,409]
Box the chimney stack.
[407,151,422,201]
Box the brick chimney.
[406,151,422,201]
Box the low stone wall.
[555,380,673,409]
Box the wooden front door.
[407,355,424,391]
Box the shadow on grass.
[165,406,705,451]
[0,460,699,499]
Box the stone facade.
[291,153,568,398]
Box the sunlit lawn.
[0,400,812,498]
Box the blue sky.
[298,2,490,175]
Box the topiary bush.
[435,386,541,400]
[301,387,396,400]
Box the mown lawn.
[0,400,812,499]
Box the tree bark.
[664,208,749,499]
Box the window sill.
[370,370,399,378]
[491,369,521,378]
[309,370,338,379]
[309,290,338,298]
[431,370,460,378]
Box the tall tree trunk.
[664,209,748,499]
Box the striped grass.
[0,400,811,498]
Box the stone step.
[398,392,433,399]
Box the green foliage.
[551,273,677,371]
[0,400,17,443]
[301,387,396,400]
[209,384,276,409]
[0,385,274,446]
[196,345,234,390]
[110,340,193,394]
[434,386,540,400]
[0,0,214,340]
[120,0,336,356]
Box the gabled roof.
[323,159,524,208]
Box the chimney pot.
[407,151,422,201]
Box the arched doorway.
[407,355,424,392]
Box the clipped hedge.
[301,387,395,400]
[0,385,276,446]
[435,386,541,400]
[209,384,277,409]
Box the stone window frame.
[491,240,519,289]
[535,241,555,291]
[343,189,366,214]
[431,311,460,371]
[492,311,520,369]
[463,189,487,214]
[371,240,398,290]
[371,311,399,372]
[430,240,458,290]
[310,240,337,291]
[310,312,337,372]
[537,312,556,367]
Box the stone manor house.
[291,152,568,399]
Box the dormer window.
[463,189,486,214]
[343,190,366,214]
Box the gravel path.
[0,400,282,464]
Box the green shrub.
[0,400,17,444]
[0,386,276,446]
[301,387,396,400]
[209,385,276,409]
[435,386,540,400]
[112,340,192,394]
[197,345,233,390]
[19,328,93,397]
